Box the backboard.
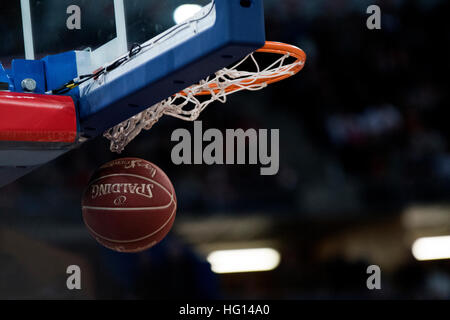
[0,0,268,187]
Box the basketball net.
[104,41,306,153]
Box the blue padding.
[0,63,13,90]
[11,60,46,93]
[42,51,79,95]
[78,0,266,137]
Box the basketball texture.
[82,158,177,253]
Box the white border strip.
[90,0,129,68]
[20,0,35,60]
[114,0,128,54]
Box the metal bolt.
[21,78,37,92]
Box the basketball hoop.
[104,41,306,153]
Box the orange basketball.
[82,158,177,253]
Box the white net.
[104,42,306,153]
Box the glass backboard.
[0,0,211,70]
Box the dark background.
[1,0,450,299]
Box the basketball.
[82,158,177,253]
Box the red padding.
[0,92,77,143]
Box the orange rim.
[183,41,306,96]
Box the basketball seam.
[82,204,173,211]
[83,201,176,244]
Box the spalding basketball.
[82,158,177,253]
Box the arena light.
[412,236,450,261]
[207,248,281,274]
[173,4,202,24]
